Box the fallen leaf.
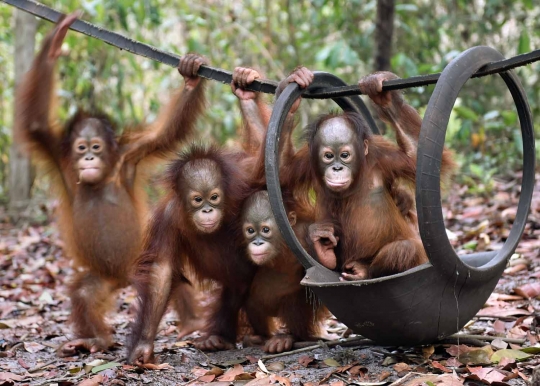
[490,349,531,363]
[445,357,463,368]
[422,346,435,359]
[493,320,506,334]
[23,342,45,353]
[265,362,284,372]
[490,338,508,350]
[445,344,476,356]
[138,363,172,370]
[0,373,24,382]
[323,358,340,367]
[245,374,291,386]
[497,357,516,369]
[393,363,410,372]
[298,355,314,367]
[467,366,506,384]
[400,373,463,386]
[520,347,540,354]
[258,360,269,374]
[173,341,191,347]
[17,358,30,369]
[198,374,215,382]
[78,374,104,386]
[431,361,451,373]
[217,364,245,381]
[514,283,540,299]
[477,306,530,317]
[457,346,493,365]
[504,263,527,275]
[379,371,391,381]
[382,356,398,366]
[91,362,121,373]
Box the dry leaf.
[422,346,435,359]
[490,338,508,350]
[457,346,493,365]
[467,366,506,384]
[78,374,105,386]
[197,374,215,382]
[217,364,245,381]
[265,362,284,372]
[23,341,45,353]
[477,306,530,317]
[401,373,463,386]
[139,362,172,370]
[379,371,391,381]
[493,320,506,334]
[514,283,540,299]
[323,358,340,367]
[393,363,410,372]
[298,355,314,367]
[0,373,24,382]
[431,361,451,373]
[445,357,463,368]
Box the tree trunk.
[9,10,37,214]
[373,0,395,71]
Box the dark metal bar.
[1,0,278,94]
[4,0,540,99]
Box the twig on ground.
[28,359,57,373]
[438,338,486,347]
[446,334,525,344]
[261,336,373,360]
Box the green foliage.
[1,0,540,198]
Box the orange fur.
[15,19,204,356]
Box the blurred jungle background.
[1,0,540,212]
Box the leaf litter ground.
[1,173,540,385]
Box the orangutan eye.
[194,197,203,203]
[247,227,255,234]
[340,152,350,159]
[211,194,219,201]
[324,153,334,160]
[262,227,270,233]
[78,145,86,151]
[92,144,101,151]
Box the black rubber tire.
[417,46,535,281]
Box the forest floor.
[1,173,540,386]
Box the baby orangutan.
[241,190,327,353]
[279,69,455,280]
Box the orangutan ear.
[364,139,369,156]
[287,211,297,227]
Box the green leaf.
[518,30,530,55]
[491,349,531,363]
[501,111,518,126]
[463,240,478,251]
[91,362,121,374]
[520,347,540,354]
[454,106,479,122]
[323,358,341,367]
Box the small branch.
[261,336,373,360]
[446,334,525,344]
[28,359,57,373]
